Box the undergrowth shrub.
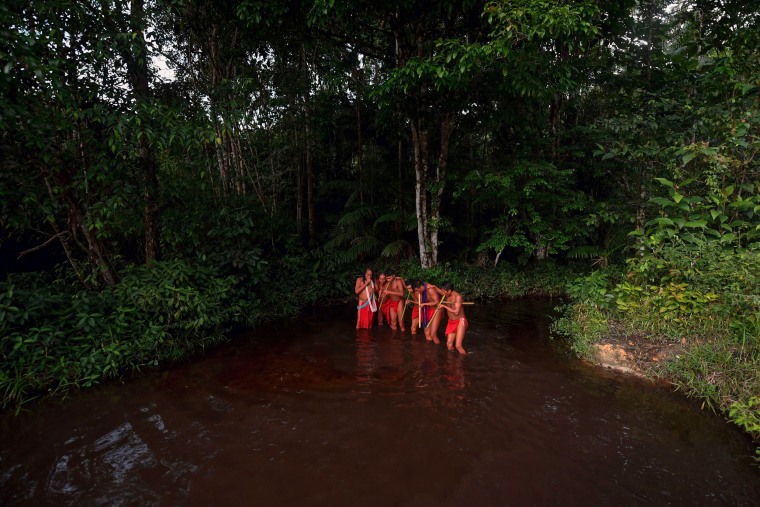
[0,260,245,411]
[395,259,574,299]
[553,179,760,454]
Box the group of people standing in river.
[354,267,469,355]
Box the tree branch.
[17,232,69,259]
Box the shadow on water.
[1,299,759,506]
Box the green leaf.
[653,178,674,188]
[649,197,674,207]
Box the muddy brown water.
[1,300,759,506]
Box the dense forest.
[1,0,758,450]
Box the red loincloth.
[357,303,374,329]
[381,298,395,321]
[411,306,430,321]
[445,317,468,335]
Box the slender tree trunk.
[411,119,431,267]
[429,116,453,266]
[410,114,453,268]
[549,93,562,161]
[356,95,364,205]
[305,106,315,245]
[302,46,316,245]
[398,115,403,211]
[294,124,303,235]
[45,174,118,287]
[209,28,229,198]
[129,0,160,263]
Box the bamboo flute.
[399,291,411,322]
[426,294,446,329]
[418,293,421,328]
[377,276,393,308]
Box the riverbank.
[552,268,760,463]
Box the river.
[1,299,758,506]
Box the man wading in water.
[431,281,468,354]
[376,272,388,326]
[355,267,376,329]
[412,280,441,344]
[382,271,405,331]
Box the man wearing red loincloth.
[354,267,376,329]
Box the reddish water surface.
[1,300,759,506]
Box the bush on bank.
[394,259,573,299]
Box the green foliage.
[557,179,760,449]
[566,269,617,310]
[115,261,241,342]
[203,207,270,285]
[459,160,591,263]
[551,302,609,359]
[728,397,760,446]
[634,179,760,252]
[0,260,248,410]
[396,258,574,299]
[618,180,760,335]
[484,0,601,46]
[325,204,415,265]
[550,268,618,358]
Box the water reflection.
[355,329,377,388]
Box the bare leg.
[427,311,443,345]
[446,332,456,351]
[455,322,467,355]
[411,317,419,334]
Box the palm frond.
[350,235,383,257]
[381,239,410,258]
[374,210,404,228]
[338,205,378,228]
[566,245,602,259]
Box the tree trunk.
[45,174,118,287]
[129,0,160,263]
[411,119,431,267]
[549,93,562,161]
[356,94,364,205]
[302,46,316,245]
[294,124,303,235]
[410,114,453,268]
[429,115,453,267]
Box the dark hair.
[412,280,423,290]
[404,278,413,287]
[441,281,453,291]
